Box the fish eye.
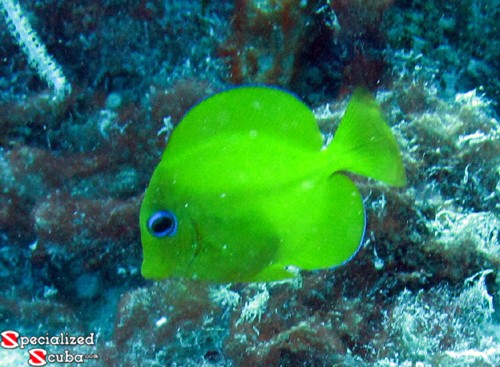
[147,210,177,237]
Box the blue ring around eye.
[147,210,178,237]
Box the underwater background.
[0,0,498,366]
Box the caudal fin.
[327,89,406,187]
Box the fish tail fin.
[326,89,406,187]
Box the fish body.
[140,87,405,282]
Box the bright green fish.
[140,86,406,283]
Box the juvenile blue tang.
[140,87,406,282]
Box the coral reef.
[219,0,396,102]
[102,280,228,366]
[219,0,313,86]
[0,0,498,366]
[0,0,222,343]
[384,0,499,112]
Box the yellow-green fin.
[327,89,406,187]
[276,173,365,271]
[165,86,324,156]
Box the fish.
[139,86,406,283]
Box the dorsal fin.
[165,86,324,155]
[327,89,406,187]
